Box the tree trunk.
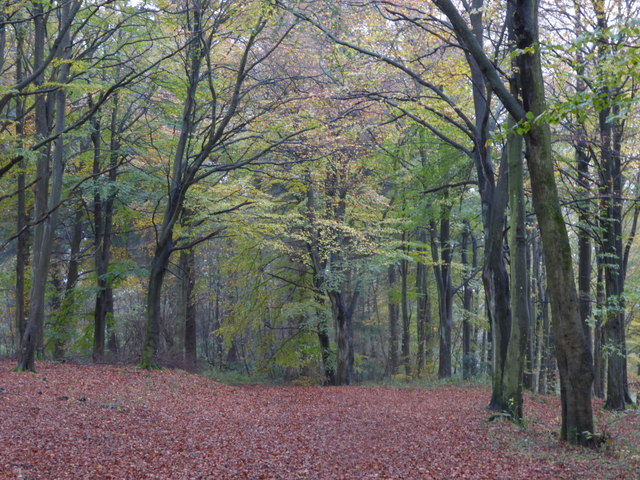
[400,249,411,376]
[330,290,356,385]
[387,265,399,375]
[94,98,120,360]
[53,207,83,359]
[593,263,605,398]
[503,115,530,420]
[482,152,511,408]
[512,0,594,443]
[460,221,477,379]
[141,237,173,368]
[465,0,512,407]
[415,228,430,375]
[316,297,336,385]
[430,204,453,379]
[591,0,632,413]
[433,0,596,442]
[181,246,197,366]
[141,3,204,368]
[15,23,29,346]
[18,2,73,371]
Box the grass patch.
[203,367,283,386]
[359,373,491,390]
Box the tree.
[280,0,513,395]
[432,0,595,444]
[17,0,80,371]
[139,0,306,368]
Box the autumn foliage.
[1,361,638,479]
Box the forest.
[0,0,639,456]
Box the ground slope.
[0,362,638,479]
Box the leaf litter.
[0,361,638,479]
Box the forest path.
[0,361,637,479]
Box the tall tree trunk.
[434,0,596,442]
[181,246,197,366]
[387,265,399,375]
[512,0,594,443]
[93,98,120,360]
[524,224,536,391]
[483,152,511,408]
[503,115,530,420]
[430,203,453,379]
[18,1,74,371]
[415,228,430,375]
[593,263,605,398]
[464,0,512,408]
[53,207,83,359]
[141,3,204,368]
[15,22,29,346]
[591,0,631,414]
[400,246,411,376]
[460,221,477,379]
[572,1,593,353]
[92,115,106,360]
[316,294,336,385]
[331,289,357,385]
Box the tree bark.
[18,1,75,371]
[415,228,431,375]
[53,207,83,359]
[400,246,411,376]
[460,221,477,379]
[503,116,530,420]
[433,0,595,444]
[513,0,594,443]
[93,97,120,360]
[316,297,336,385]
[181,246,197,366]
[387,265,399,375]
[330,289,357,385]
[430,203,453,379]
[15,21,29,346]
[464,0,512,407]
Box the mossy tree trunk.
[433,0,595,444]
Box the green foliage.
[204,367,282,386]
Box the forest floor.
[0,361,639,480]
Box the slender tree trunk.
[387,265,399,375]
[400,247,411,376]
[483,152,511,408]
[465,0,512,408]
[513,0,594,442]
[593,264,605,398]
[572,1,593,352]
[331,289,357,385]
[181,246,197,366]
[15,23,29,346]
[430,204,453,379]
[461,221,477,379]
[92,115,106,360]
[18,2,74,371]
[525,224,536,391]
[141,237,173,368]
[94,98,120,360]
[589,0,630,411]
[316,295,336,385]
[141,3,203,368]
[415,228,430,374]
[503,115,530,420]
[53,207,83,359]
